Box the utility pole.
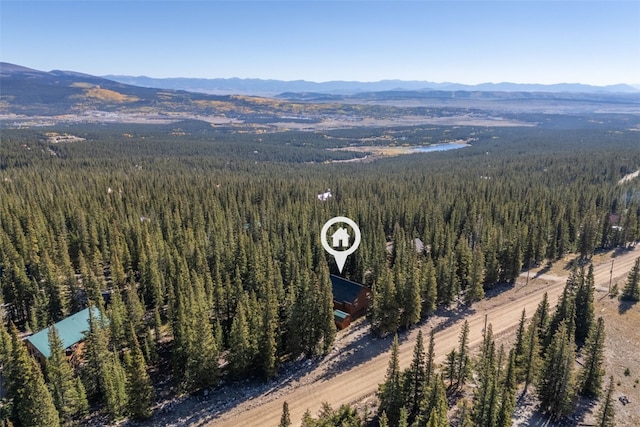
[482,313,488,336]
[609,258,614,295]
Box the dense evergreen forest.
[374,263,612,427]
[0,116,639,425]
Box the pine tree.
[315,263,336,354]
[377,335,403,426]
[546,273,577,350]
[421,374,449,427]
[397,261,421,328]
[465,247,485,304]
[288,270,321,356]
[46,325,87,423]
[0,320,12,365]
[456,235,472,291]
[108,288,127,348]
[23,357,62,426]
[502,238,522,283]
[483,241,500,287]
[74,376,88,417]
[436,250,459,305]
[575,264,595,346]
[398,407,409,427]
[420,258,438,317]
[513,309,528,381]
[578,217,598,259]
[124,329,154,419]
[8,325,61,427]
[153,305,163,342]
[537,321,576,418]
[41,254,69,322]
[403,330,426,423]
[279,401,292,427]
[80,308,103,397]
[371,269,400,336]
[259,282,279,378]
[144,327,158,364]
[425,329,436,390]
[185,274,219,391]
[109,249,126,289]
[228,294,254,376]
[621,257,640,302]
[102,351,128,419]
[533,292,550,345]
[595,376,616,427]
[444,348,458,389]
[472,324,497,427]
[379,411,389,427]
[125,285,146,339]
[522,311,542,393]
[169,284,186,366]
[455,319,471,390]
[497,350,517,427]
[579,317,606,398]
[455,399,474,427]
[82,309,128,419]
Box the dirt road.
[207,248,638,427]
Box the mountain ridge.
[1,62,638,121]
[103,73,640,96]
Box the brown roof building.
[330,275,370,329]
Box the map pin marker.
[321,216,361,274]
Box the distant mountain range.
[0,62,241,116]
[1,62,638,120]
[104,74,640,96]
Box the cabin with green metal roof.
[333,309,351,329]
[25,307,101,365]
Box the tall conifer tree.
[8,325,61,427]
[497,350,517,427]
[455,320,471,390]
[403,330,426,422]
[595,376,616,427]
[579,317,606,397]
[575,264,595,346]
[538,321,576,418]
[46,325,87,423]
[421,374,449,427]
[377,335,403,426]
[279,401,291,427]
[421,257,438,317]
[465,247,485,304]
[124,328,154,419]
[621,257,640,301]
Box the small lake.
[411,143,469,153]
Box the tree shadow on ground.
[484,282,516,299]
[618,299,637,315]
[319,305,476,383]
[132,306,478,427]
[534,264,551,279]
[132,351,332,426]
[430,304,476,334]
[564,256,580,271]
[570,396,598,426]
[514,391,599,427]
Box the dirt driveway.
[200,248,639,427]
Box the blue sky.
[1,1,639,85]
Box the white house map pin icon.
[321,216,361,274]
